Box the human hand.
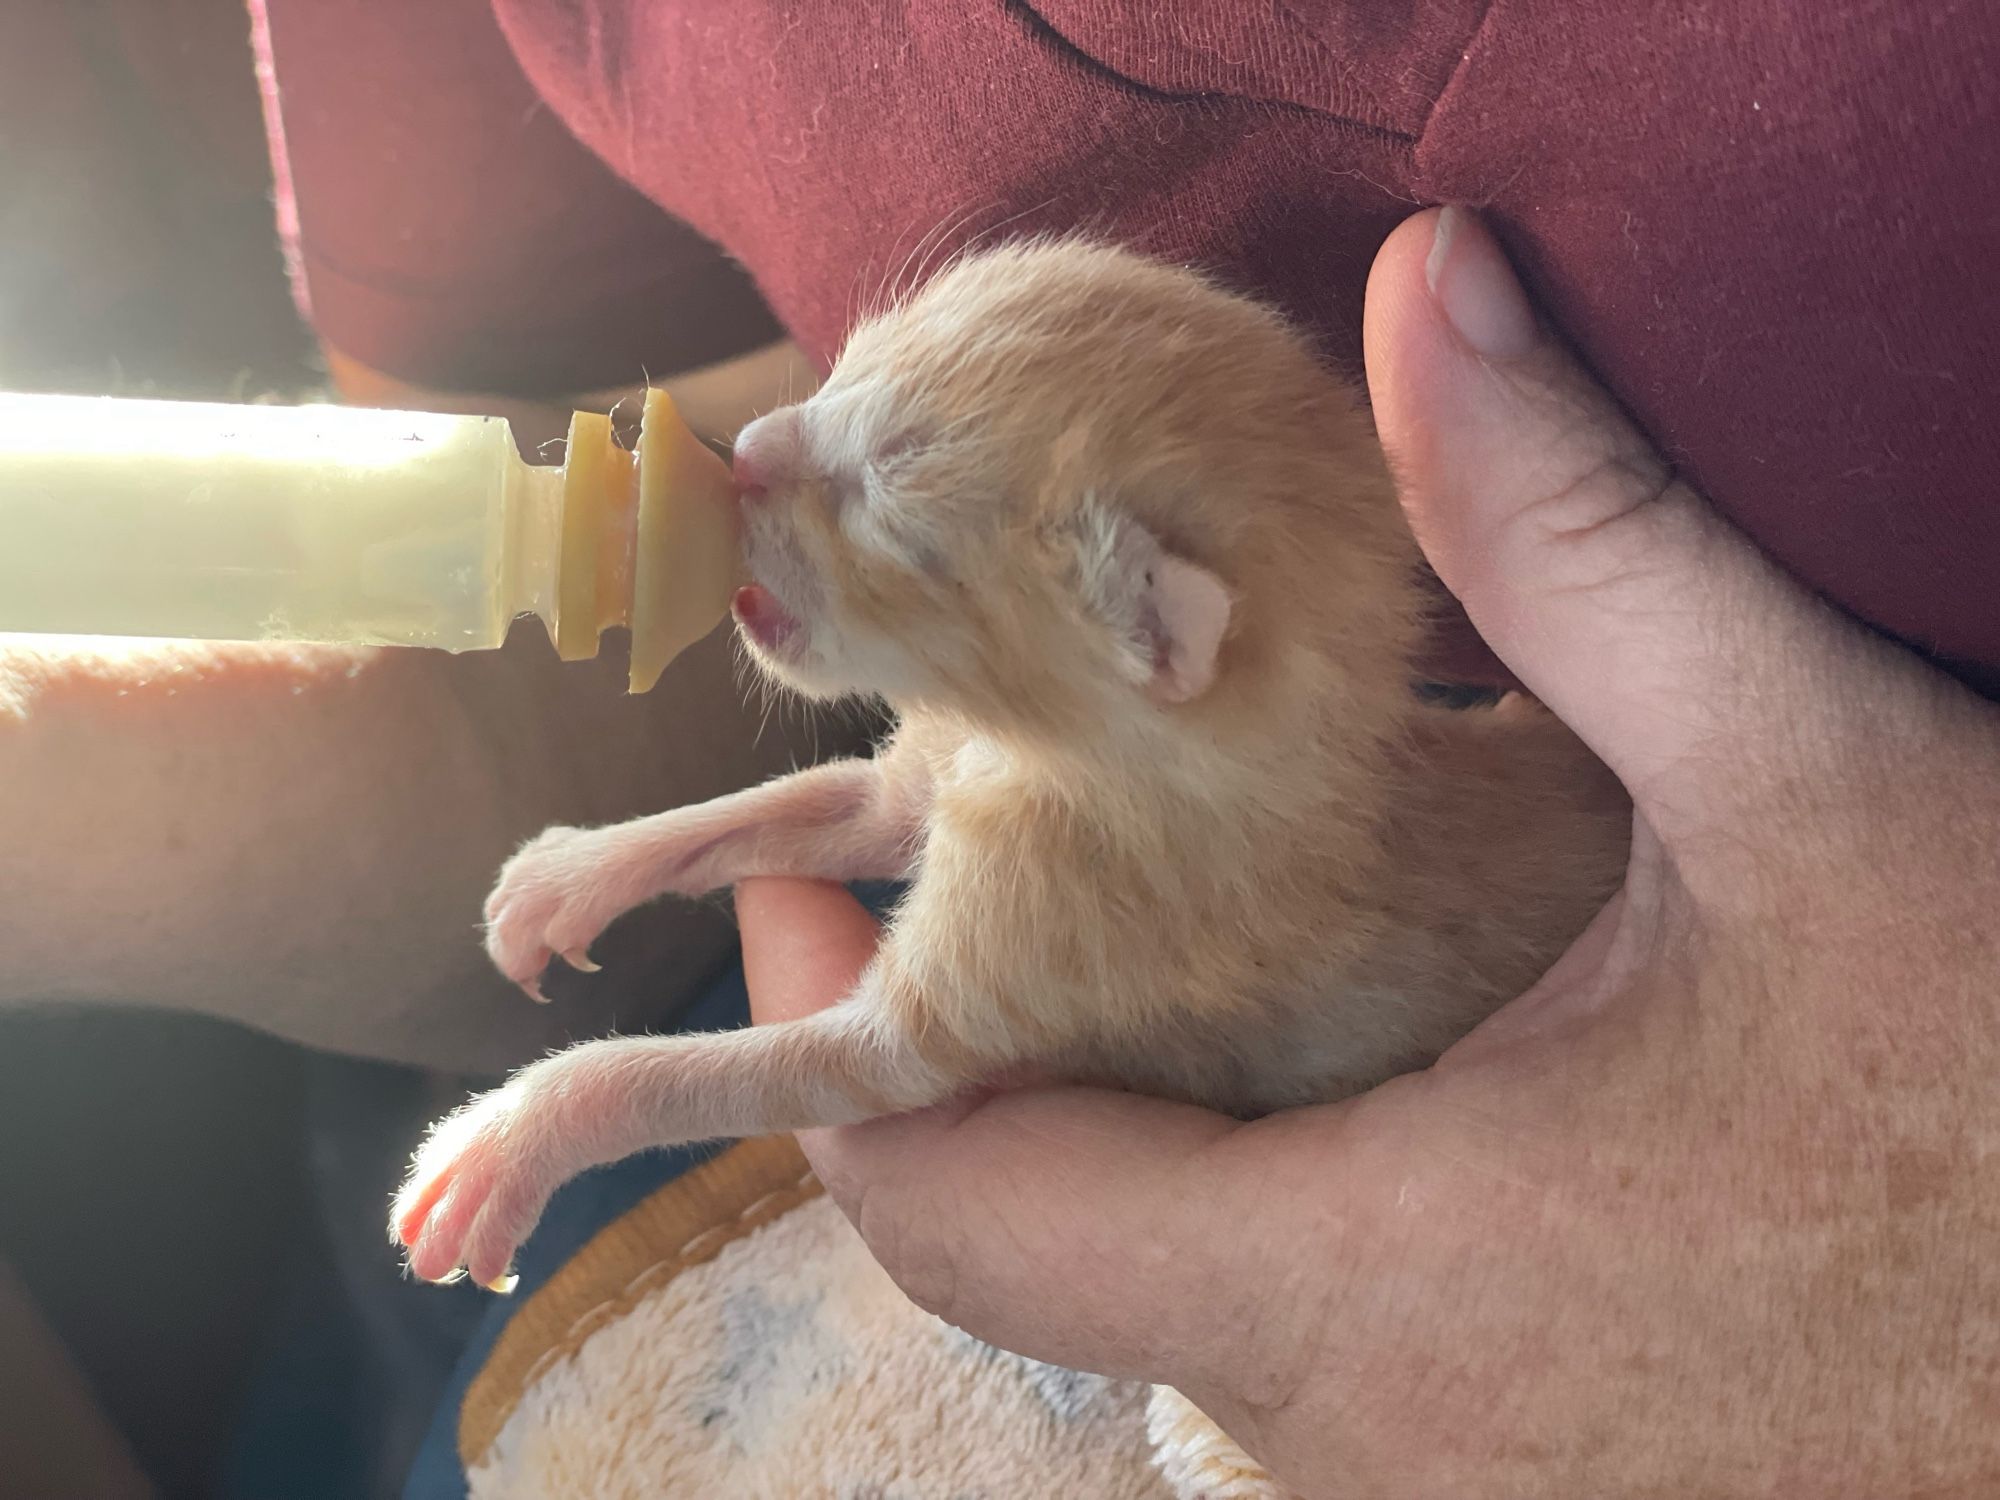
[736,206,2000,1497]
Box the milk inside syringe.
[0,389,738,693]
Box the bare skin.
[742,209,2000,1498]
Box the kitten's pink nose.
[731,409,802,501]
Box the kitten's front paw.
[483,825,629,1000]
[391,1078,574,1291]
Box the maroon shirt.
[256,0,2000,699]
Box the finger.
[1364,206,1899,817]
[736,876,882,1026]
[800,1082,1298,1386]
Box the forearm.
[0,623,876,1074]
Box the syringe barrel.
[0,394,531,650]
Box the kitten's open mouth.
[732,583,802,655]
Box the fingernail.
[1425,205,1539,359]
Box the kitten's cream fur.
[393,240,1630,1497]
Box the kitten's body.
[867,687,1621,1122]
[394,240,1629,1498]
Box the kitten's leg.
[1148,1386,1294,1500]
[485,750,930,997]
[393,960,962,1287]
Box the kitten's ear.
[1072,502,1232,703]
[1137,550,1232,703]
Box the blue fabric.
[218,1050,497,1500]
[402,882,902,1499]
[399,970,745,1500]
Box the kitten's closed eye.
[843,483,949,575]
[861,430,932,496]
[849,432,948,556]
[818,469,864,513]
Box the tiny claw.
[523,973,549,1004]
[481,1269,520,1295]
[433,1266,468,1286]
[560,948,602,974]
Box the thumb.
[1365,206,1885,820]
[806,1086,1266,1385]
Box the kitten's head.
[729,239,1414,740]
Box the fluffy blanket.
[458,1136,1173,1499]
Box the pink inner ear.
[1145,554,1231,703]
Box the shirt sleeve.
[251,0,783,397]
